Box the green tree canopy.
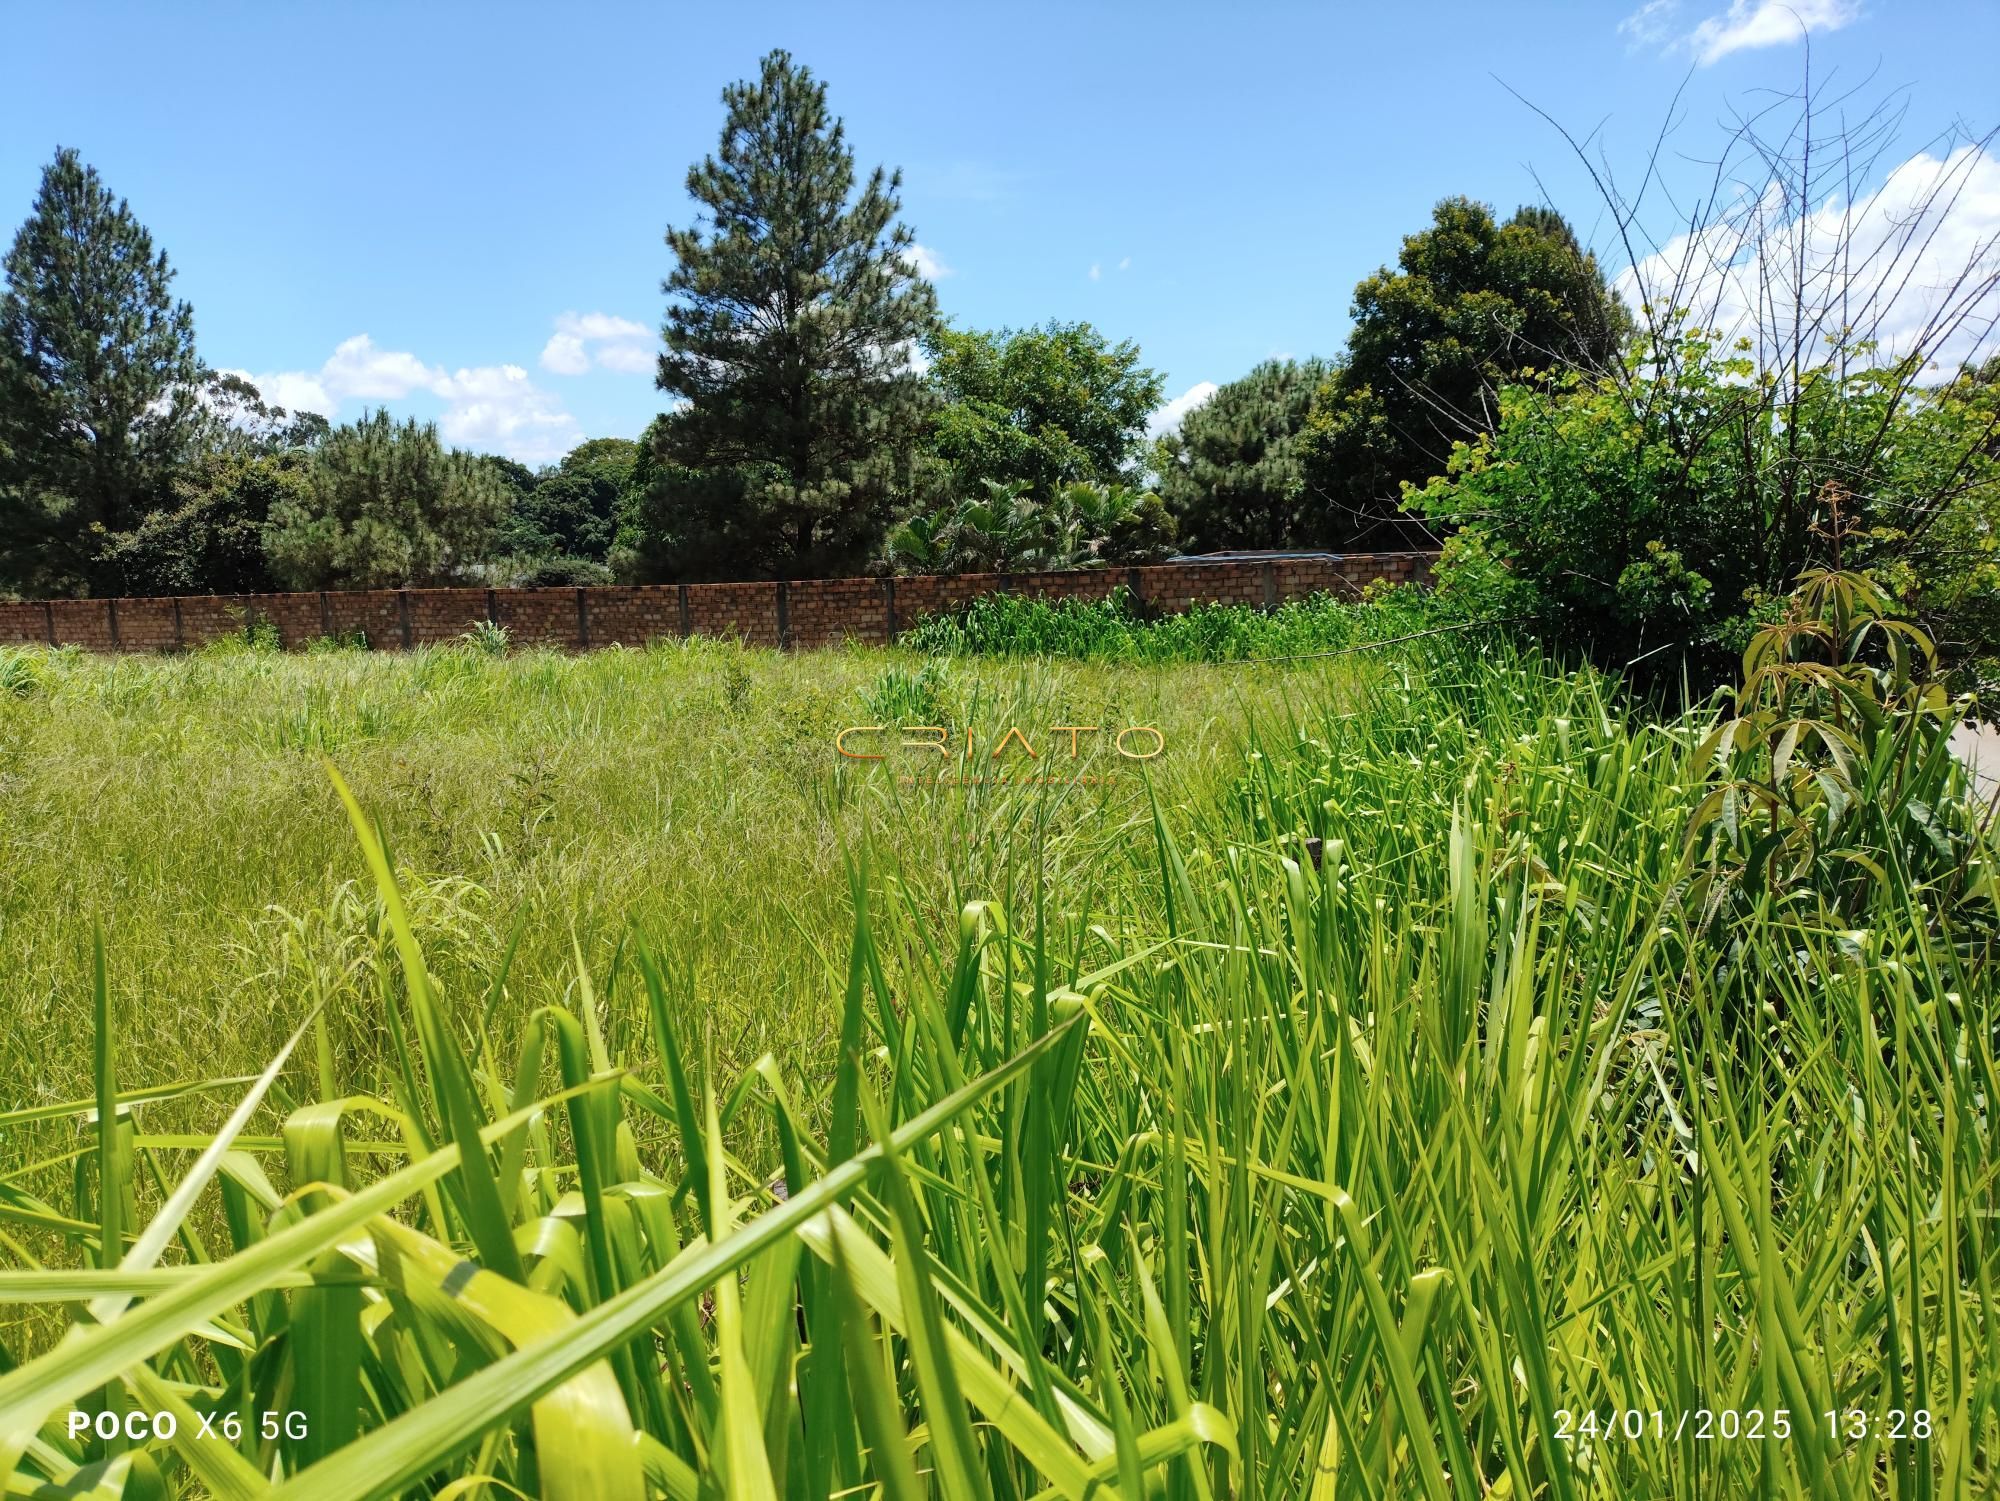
[0,147,204,595]
[99,450,306,596]
[646,49,937,579]
[1300,198,1628,546]
[1152,358,1331,550]
[923,320,1164,498]
[263,409,509,589]
[498,436,637,567]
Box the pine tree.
[650,50,937,578]
[1153,358,1331,550]
[0,148,204,595]
[262,409,508,589]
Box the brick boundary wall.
[0,552,1437,654]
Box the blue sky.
[4,1,1996,464]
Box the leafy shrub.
[201,609,282,653]
[1685,569,1990,934]
[1409,324,2000,688]
[497,553,614,588]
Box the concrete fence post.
[1261,561,1278,610]
[319,591,332,637]
[106,598,120,650]
[397,590,413,649]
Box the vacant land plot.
[1,632,1993,1498]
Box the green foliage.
[648,49,938,579]
[1152,357,1329,549]
[1408,323,2000,684]
[902,583,1432,662]
[0,148,204,596]
[96,451,308,596]
[461,618,511,656]
[1881,355,2000,700]
[498,437,636,565]
[500,553,614,587]
[3,638,1992,1496]
[859,657,952,723]
[1299,198,1628,546]
[0,646,46,697]
[1687,569,1988,934]
[262,409,510,589]
[211,609,282,653]
[1099,486,1177,563]
[619,455,792,583]
[923,320,1164,497]
[305,627,370,653]
[887,479,1176,574]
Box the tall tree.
[1299,198,1628,546]
[649,49,937,578]
[262,409,508,589]
[924,321,1164,498]
[1152,358,1331,550]
[0,148,204,595]
[496,436,636,580]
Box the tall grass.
[899,585,1435,663]
[1,634,1994,1497]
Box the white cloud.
[1618,0,1681,48]
[541,332,590,376]
[433,363,580,464]
[239,332,583,465]
[1117,256,1132,272]
[319,334,440,399]
[903,243,952,280]
[1146,381,1219,440]
[1616,144,2000,376]
[592,342,655,376]
[230,368,335,418]
[1621,0,1863,64]
[539,310,655,377]
[1088,262,1102,281]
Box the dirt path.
[1951,719,2000,801]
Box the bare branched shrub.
[1522,54,2000,572]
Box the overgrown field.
[1,625,1995,1499]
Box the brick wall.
[0,552,1436,654]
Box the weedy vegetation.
[0,586,1994,1498]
